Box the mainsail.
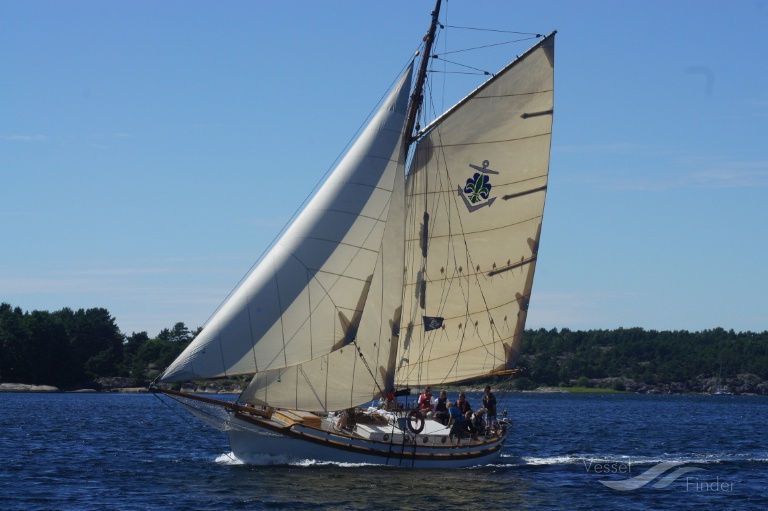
[160,63,414,383]
[395,34,555,386]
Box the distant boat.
[153,0,555,468]
[712,363,732,395]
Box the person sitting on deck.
[418,386,434,416]
[334,409,349,432]
[334,408,356,432]
[384,388,403,410]
[447,401,467,445]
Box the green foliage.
[576,376,591,388]
[520,327,768,392]
[134,339,187,373]
[3,299,767,393]
[0,303,195,389]
[1,305,71,386]
[55,307,125,384]
[84,346,122,379]
[513,377,538,391]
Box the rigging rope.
[151,390,238,463]
[352,340,385,398]
[443,24,542,36]
[426,22,541,79]
[434,36,541,56]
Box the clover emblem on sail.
[464,173,492,204]
[458,160,499,212]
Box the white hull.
[227,411,506,468]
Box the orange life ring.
[406,409,425,434]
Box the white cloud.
[555,143,647,155]
[556,146,768,191]
[2,134,48,142]
[684,161,768,188]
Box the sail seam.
[308,271,376,284]
[404,214,542,241]
[297,240,380,254]
[419,341,513,364]
[309,210,390,224]
[435,132,552,148]
[402,292,532,321]
[475,88,554,99]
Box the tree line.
[2,302,767,392]
[0,303,196,389]
[516,327,768,393]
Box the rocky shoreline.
[565,374,768,396]
[0,382,148,393]
[3,373,766,396]
[0,377,242,394]
[0,383,61,392]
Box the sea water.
[1,391,766,510]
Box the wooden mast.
[403,0,442,147]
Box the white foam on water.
[214,451,298,466]
[291,459,379,468]
[215,450,766,468]
[213,451,380,468]
[519,455,586,466]
[214,451,243,465]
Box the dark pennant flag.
[423,316,444,331]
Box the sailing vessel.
[154,1,555,468]
[712,363,732,395]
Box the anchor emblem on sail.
[458,160,499,212]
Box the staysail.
[160,63,414,383]
[239,132,406,411]
[234,66,412,411]
[395,33,555,386]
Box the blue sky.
[2,1,766,337]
